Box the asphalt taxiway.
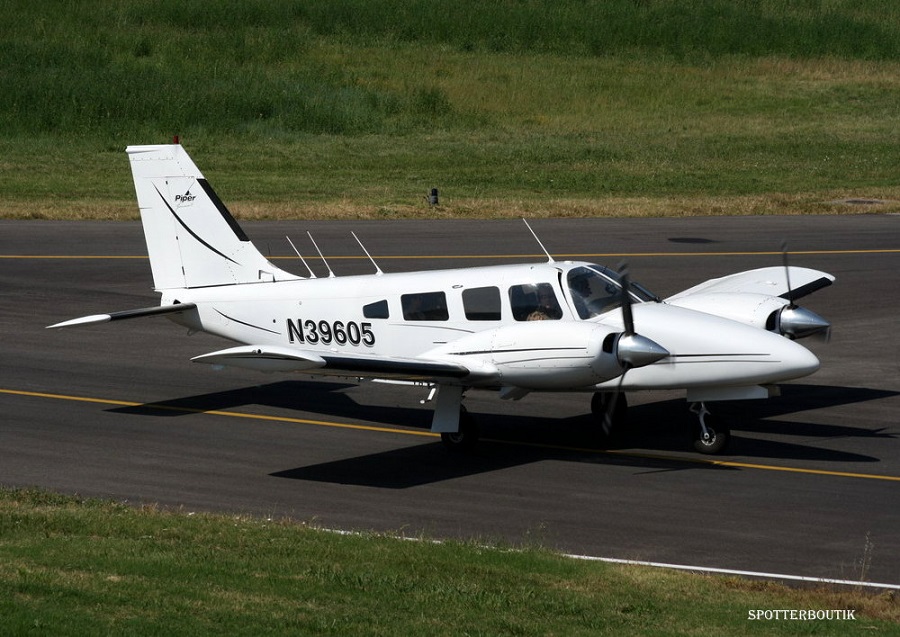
[1,215,898,585]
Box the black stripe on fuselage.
[214,309,281,335]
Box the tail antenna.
[352,232,383,275]
[522,219,555,263]
[286,235,316,279]
[307,232,336,278]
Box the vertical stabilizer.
[127,144,299,290]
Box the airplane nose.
[776,335,820,378]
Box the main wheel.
[692,412,730,455]
[440,407,480,453]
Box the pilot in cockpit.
[526,284,563,321]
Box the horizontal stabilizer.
[47,303,197,329]
[192,345,326,373]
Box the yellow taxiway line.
[3,387,899,483]
[0,388,435,438]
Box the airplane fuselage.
[163,259,820,395]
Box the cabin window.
[462,286,501,321]
[363,299,389,319]
[401,291,449,321]
[508,283,562,321]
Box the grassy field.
[2,489,898,635]
[0,1,898,219]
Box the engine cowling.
[666,292,829,339]
[426,321,667,390]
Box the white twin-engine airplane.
[49,144,834,455]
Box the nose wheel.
[690,402,730,454]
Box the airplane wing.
[665,266,834,302]
[192,344,487,382]
[47,303,198,329]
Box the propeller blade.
[602,369,628,435]
[781,240,795,307]
[618,262,635,335]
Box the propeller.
[775,241,831,340]
[614,263,669,368]
[602,263,669,434]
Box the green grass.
[1,488,897,635]
[0,1,898,218]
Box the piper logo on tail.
[175,191,196,204]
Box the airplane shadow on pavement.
[107,380,896,488]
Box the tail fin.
[127,144,299,290]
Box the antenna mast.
[522,219,555,263]
[286,235,316,278]
[352,232,384,275]
[307,232,336,278]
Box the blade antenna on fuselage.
[286,235,316,279]
[307,231,336,278]
[352,231,384,275]
[522,219,555,263]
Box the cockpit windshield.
[566,265,659,320]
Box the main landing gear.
[440,406,480,453]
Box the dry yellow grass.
[2,192,896,222]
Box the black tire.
[692,413,730,455]
[440,408,480,453]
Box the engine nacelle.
[667,293,785,330]
[426,321,625,389]
[666,292,829,339]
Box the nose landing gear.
[690,402,730,455]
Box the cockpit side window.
[508,283,563,321]
[567,266,623,319]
